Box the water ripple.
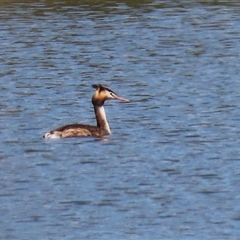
[1,1,240,240]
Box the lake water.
[1,0,240,239]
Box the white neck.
[94,105,111,134]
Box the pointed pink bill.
[113,93,130,102]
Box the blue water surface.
[1,1,240,239]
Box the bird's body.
[43,84,129,139]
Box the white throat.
[94,105,111,134]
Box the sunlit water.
[1,1,240,239]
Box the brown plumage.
[43,84,129,139]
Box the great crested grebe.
[43,84,129,139]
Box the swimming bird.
[43,84,129,139]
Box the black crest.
[92,84,116,95]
